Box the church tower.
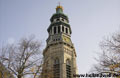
[42,5,78,78]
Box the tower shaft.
[41,5,78,78]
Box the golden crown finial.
[56,2,63,11]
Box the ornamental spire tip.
[56,2,63,11]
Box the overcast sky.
[0,0,120,74]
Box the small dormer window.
[56,18,60,21]
[62,18,64,21]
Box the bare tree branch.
[0,36,43,78]
[91,32,120,77]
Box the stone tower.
[42,5,78,78]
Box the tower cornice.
[50,13,69,22]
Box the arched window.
[53,58,60,78]
[66,28,68,34]
[54,27,56,34]
[62,26,64,32]
[66,59,71,78]
[58,26,60,33]
[54,58,59,64]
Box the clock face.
[63,36,71,43]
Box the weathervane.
[58,2,61,6]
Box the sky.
[0,0,120,74]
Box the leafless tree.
[0,62,14,78]
[0,36,43,78]
[91,32,120,77]
[40,67,54,78]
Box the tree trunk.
[18,75,22,78]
